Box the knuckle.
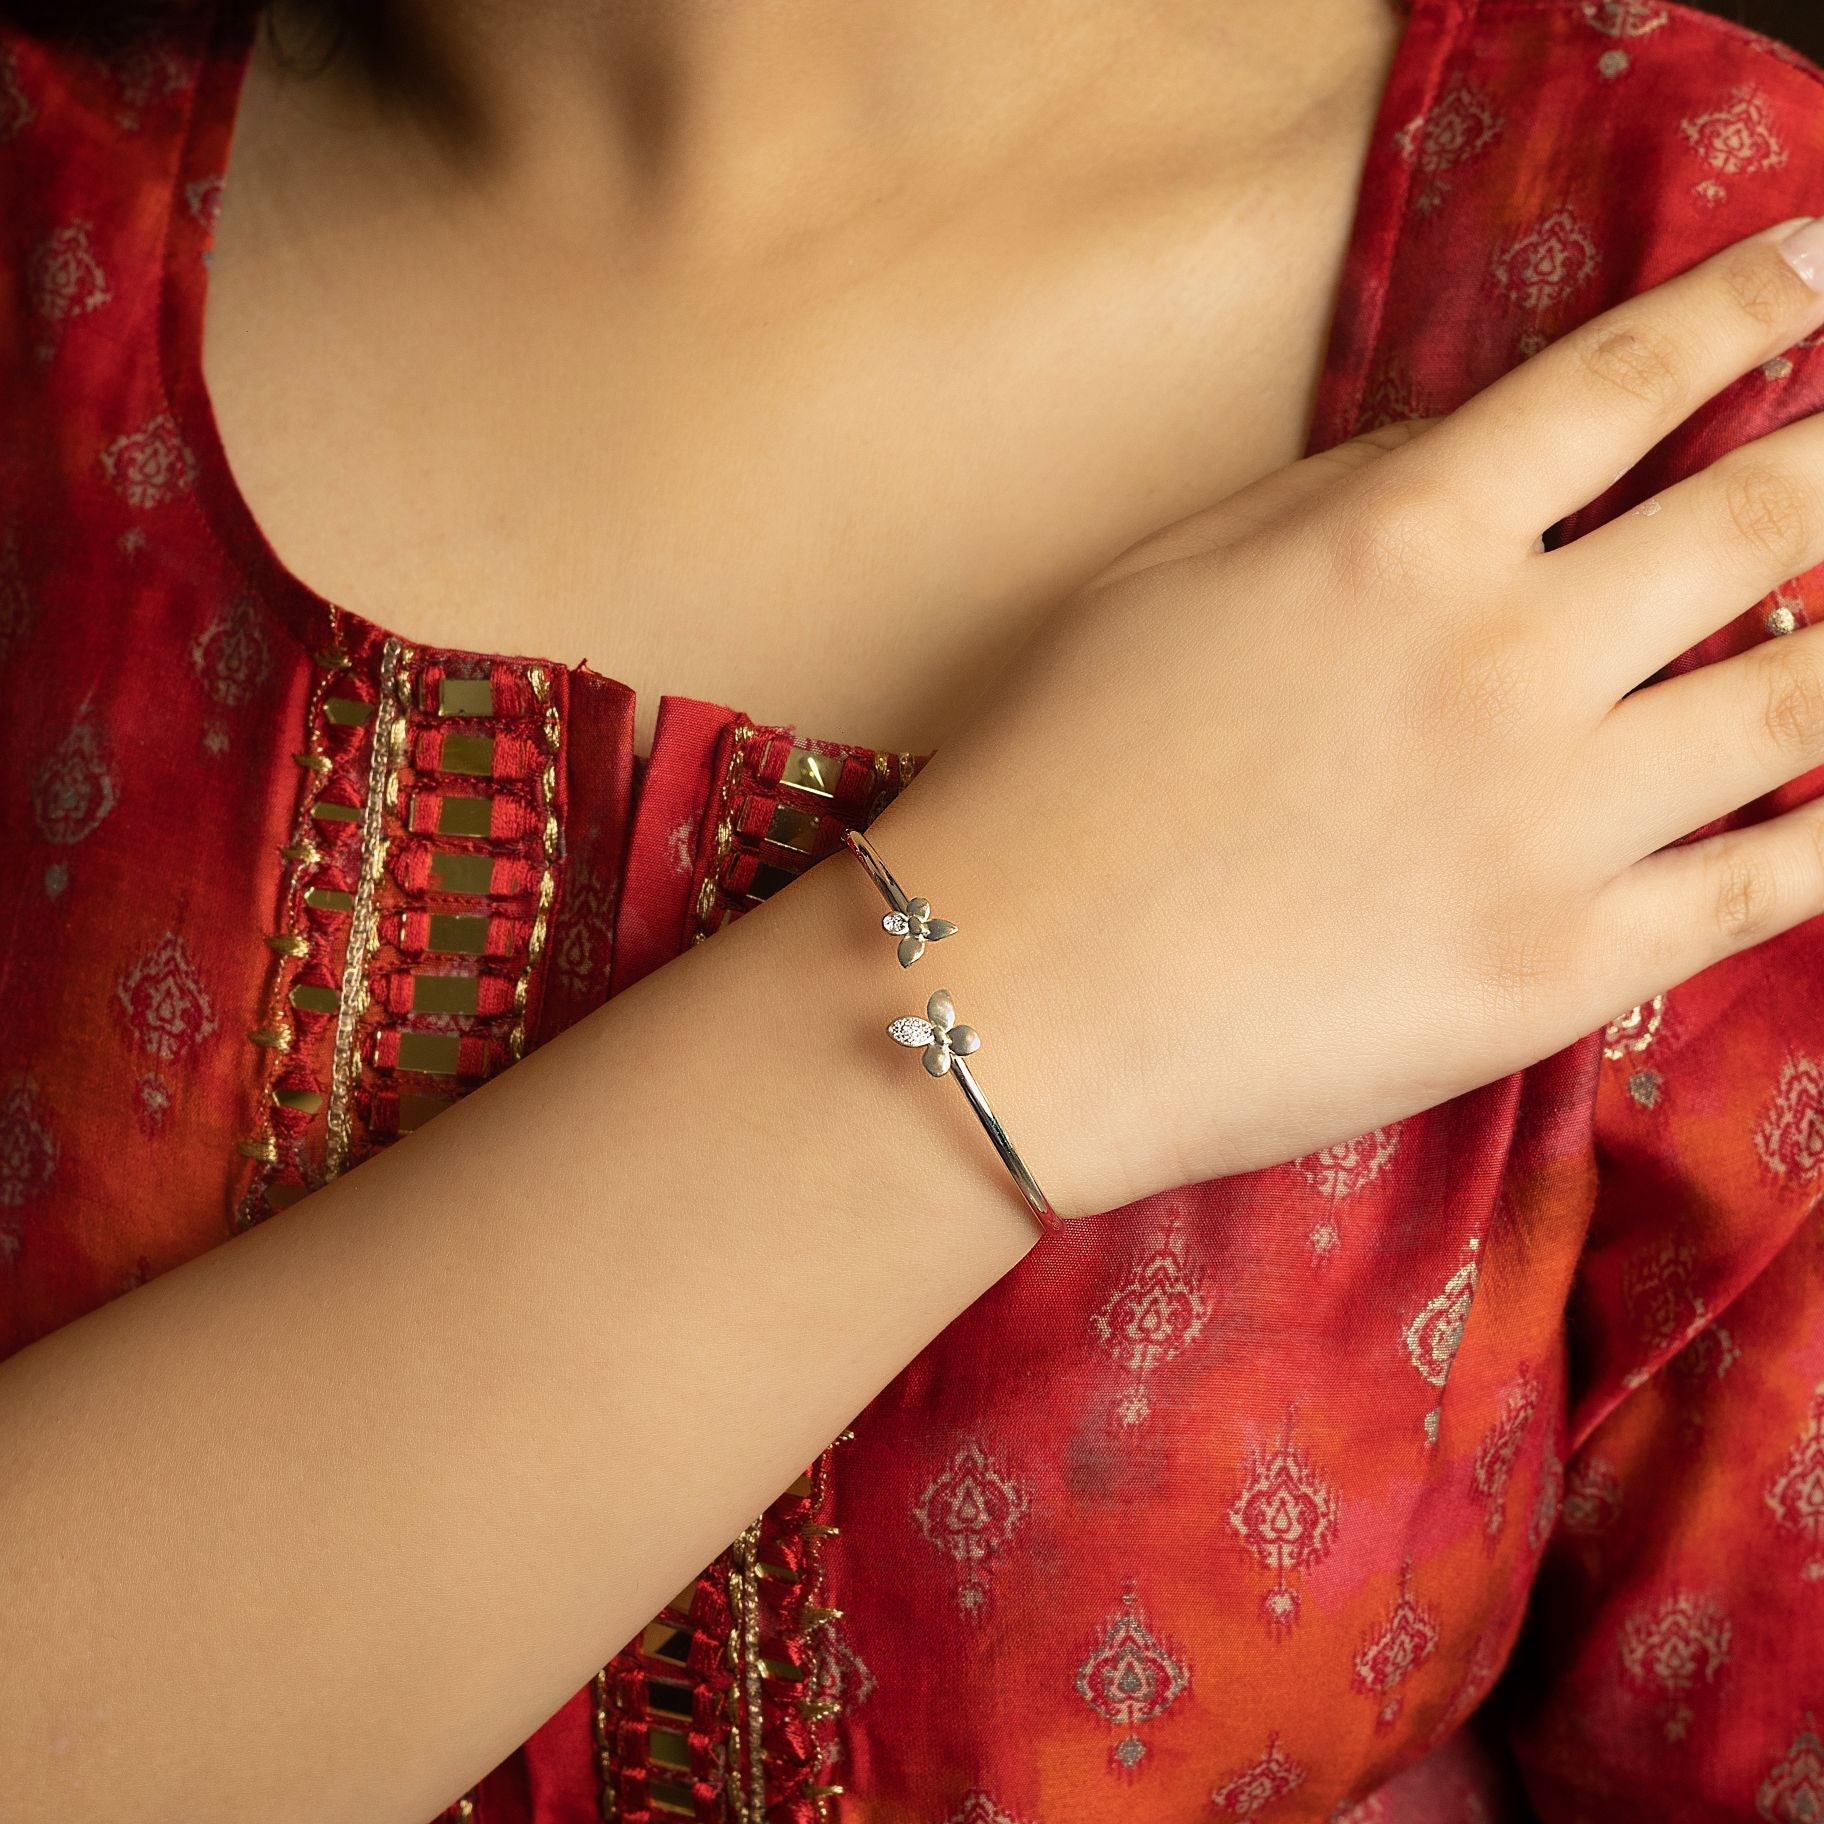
[1722,462,1815,570]
[1468,902,1573,1026]
[1421,620,1544,746]
[1475,942,1549,1024]
[1709,839,1783,945]
[1618,893,1685,992]
[1759,646,1824,761]
[1326,476,1450,594]
[1576,321,1686,409]
[1717,243,1815,332]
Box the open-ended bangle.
[840,826,1060,1234]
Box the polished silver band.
[944,1055,1058,1230]
[840,826,1059,1232]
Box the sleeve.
[1479,25,1824,1815]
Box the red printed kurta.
[4,1,1824,1819]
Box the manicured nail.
[1778,217,1824,289]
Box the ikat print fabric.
[3,1,1824,1818]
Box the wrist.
[843,782,1108,1223]
[681,835,1056,1251]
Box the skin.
[12,4,1824,1820]
[206,0,1403,757]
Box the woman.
[4,0,1824,1818]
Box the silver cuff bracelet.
[840,826,1059,1234]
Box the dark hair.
[5,0,1824,63]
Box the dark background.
[1709,0,1823,58]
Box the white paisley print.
[1490,206,1601,314]
[115,932,219,1064]
[1618,1591,1732,1744]
[1753,1054,1824,1183]
[28,220,111,324]
[1073,1586,1191,1772]
[1351,1564,1442,1730]
[1088,1211,1210,1427]
[911,1438,1032,1617]
[0,1080,58,1211]
[99,413,198,508]
[1210,1736,1307,1819]
[1758,1718,1824,1824]
[939,1793,1031,1824]
[32,718,118,847]
[1765,1385,1824,1582]
[189,595,274,709]
[1228,1417,1342,1637]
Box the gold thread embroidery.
[714,1449,851,1821]
[1603,992,1665,1060]
[724,1516,767,1823]
[797,1438,854,1821]
[326,638,412,1178]
[591,1667,619,1820]
[234,616,350,1219]
[693,721,756,945]
[508,666,560,1061]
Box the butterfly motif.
[887,987,982,1077]
[882,895,958,968]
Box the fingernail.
[1778,217,1824,289]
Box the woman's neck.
[275,0,1392,246]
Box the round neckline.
[157,0,590,672]
[157,0,1457,678]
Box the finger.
[1089,419,1443,588]
[1582,793,1824,1020]
[1537,409,1824,711]
[1589,617,1824,867]
[1407,217,1824,547]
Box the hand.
[869,216,1824,1220]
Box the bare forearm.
[0,798,1042,1824]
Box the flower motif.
[1680,89,1787,176]
[190,594,273,708]
[1618,1589,1732,1742]
[887,986,980,1077]
[99,412,197,508]
[1491,207,1600,314]
[1754,1052,1824,1184]
[32,717,118,846]
[1581,0,1668,35]
[0,1081,58,1209]
[29,221,111,324]
[881,894,957,967]
[116,931,219,1062]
